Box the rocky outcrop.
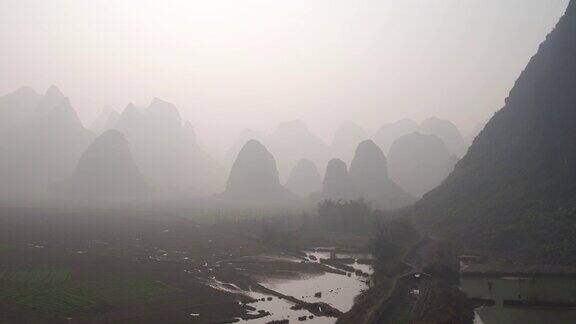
[349,140,414,209]
[388,133,454,197]
[285,159,322,197]
[51,130,147,196]
[222,140,292,201]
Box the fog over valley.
[0,0,568,156]
[0,85,475,200]
[1,1,576,324]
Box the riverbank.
[209,248,373,322]
[339,235,474,324]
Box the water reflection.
[462,276,576,324]
[260,271,367,312]
[243,249,372,323]
[243,292,330,324]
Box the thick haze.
[0,0,569,155]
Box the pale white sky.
[0,0,569,153]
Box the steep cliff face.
[51,130,147,196]
[410,1,576,263]
[349,140,414,210]
[223,140,293,201]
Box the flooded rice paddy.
[462,275,576,324]
[211,248,373,323]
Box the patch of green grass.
[0,268,175,314]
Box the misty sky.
[0,0,569,154]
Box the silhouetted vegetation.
[262,220,300,249]
[318,199,376,233]
[371,219,419,276]
[409,279,473,324]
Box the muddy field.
[0,201,372,323]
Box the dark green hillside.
[409,0,576,264]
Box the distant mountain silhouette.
[0,86,42,133]
[373,119,418,154]
[388,133,455,198]
[322,158,353,201]
[51,130,147,196]
[349,140,414,209]
[419,117,466,157]
[331,121,368,164]
[224,129,268,169]
[110,99,225,194]
[0,86,93,193]
[409,1,576,263]
[145,98,182,137]
[36,85,67,115]
[268,120,331,180]
[182,121,197,145]
[222,140,293,201]
[285,159,322,197]
[225,121,330,180]
[90,107,120,135]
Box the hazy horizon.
[0,0,569,154]
[3,2,576,323]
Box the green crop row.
[0,268,72,285]
[0,268,174,315]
